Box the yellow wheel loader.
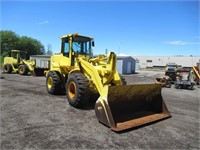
[46,33,171,131]
[3,50,46,76]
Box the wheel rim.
[68,81,76,100]
[47,77,53,89]
[19,67,24,74]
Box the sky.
[1,0,200,56]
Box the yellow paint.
[47,76,53,89]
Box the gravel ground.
[0,70,200,149]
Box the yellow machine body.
[46,33,171,131]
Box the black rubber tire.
[188,85,194,90]
[3,64,12,73]
[66,73,90,108]
[174,83,179,89]
[90,92,100,102]
[120,75,127,85]
[46,71,62,95]
[18,64,28,75]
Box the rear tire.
[3,64,12,73]
[66,73,90,108]
[18,64,28,75]
[46,71,62,95]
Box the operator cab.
[11,50,27,64]
[61,33,94,58]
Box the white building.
[133,56,200,69]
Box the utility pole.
[118,42,121,56]
[105,49,108,55]
[46,44,53,55]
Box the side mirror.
[92,41,95,47]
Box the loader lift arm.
[79,52,122,95]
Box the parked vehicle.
[165,63,178,83]
[174,68,195,90]
[3,50,48,76]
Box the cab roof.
[60,33,93,40]
[11,50,27,53]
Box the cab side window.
[64,42,69,56]
[61,39,69,56]
[11,52,17,59]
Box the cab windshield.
[72,36,92,57]
[11,51,26,59]
[19,52,27,59]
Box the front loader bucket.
[95,84,171,132]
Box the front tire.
[46,71,62,95]
[18,64,28,75]
[66,73,90,108]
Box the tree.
[0,30,19,54]
[0,30,45,58]
[17,36,45,58]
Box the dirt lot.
[1,70,199,149]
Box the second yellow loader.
[45,33,171,131]
[3,50,47,76]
